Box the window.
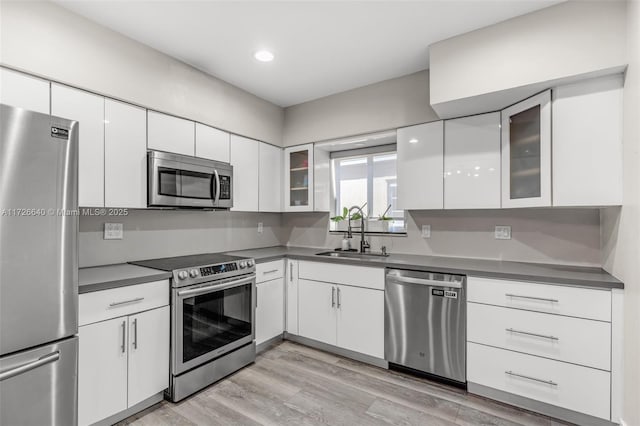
[331,151,406,234]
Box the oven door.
[172,274,255,375]
[148,151,232,209]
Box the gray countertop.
[79,264,172,294]
[78,246,623,293]
[226,246,623,290]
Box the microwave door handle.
[213,169,221,205]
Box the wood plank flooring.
[116,341,573,426]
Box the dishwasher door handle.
[387,275,462,289]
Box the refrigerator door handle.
[0,351,60,382]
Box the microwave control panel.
[219,175,231,200]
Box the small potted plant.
[376,204,393,232]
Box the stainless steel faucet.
[347,205,370,253]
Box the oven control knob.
[189,269,198,278]
[247,260,254,267]
[239,261,247,269]
[177,271,188,280]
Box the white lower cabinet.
[256,278,285,345]
[298,276,384,359]
[78,317,128,426]
[78,281,169,426]
[336,284,384,358]
[468,343,610,420]
[467,276,614,422]
[285,260,299,334]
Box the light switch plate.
[421,225,431,238]
[104,223,123,240]
[494,225,511,240]
[257,222,263,234]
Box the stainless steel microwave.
[148,151,233,209]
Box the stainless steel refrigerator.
[0,104,79,425]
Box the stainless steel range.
[130,253,256,402]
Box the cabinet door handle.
[505,370,557,386]
[121,320,126,353]
[109,297,144,308]
[505,294,559,303]
[256,286,259,309]
[331,287,336,308]
[506,328,559,341]
[337,287,341,309]
[290,263,294,282]
[133,318,138,349]
[263,269,279,275]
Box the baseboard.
[256,333,284,354]
[468,382,616,426]
[93,391,164,426]
[284,332,388,369]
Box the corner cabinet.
[397,121,444,210]
[284,144,314,212]
[501,90,551,208]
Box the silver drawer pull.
[262,269,279,274]
[506,328,559,341]
[505,294,559,303]
[505,370,557,386]
[0,351,60,382]
[109,297,144,307]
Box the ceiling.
[55,1,561,107]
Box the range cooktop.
[130,253,255,287]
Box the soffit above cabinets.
[54,0,561,107]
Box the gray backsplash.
[79,210,285,267]
[80,207,602,267]
[282,208,602,267]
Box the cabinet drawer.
[256,260,284,283]
[299,261,384,290]
[79,280,169,326]
[468,303,611,370]
[468,343,610,420]
[467,277,611,321]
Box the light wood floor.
[117,341,572,426]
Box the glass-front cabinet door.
[501,90,551,208]
[284,144,314,211]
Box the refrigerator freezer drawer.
[0,336,78,426]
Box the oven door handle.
[177,275,255,298]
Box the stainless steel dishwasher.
[385,268,466,385]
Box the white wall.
[601,1,640,424]
[284,209,602,266]
[79,211,284,267]
[0,1,284,145]
[283,70,437,146]
[429,1,627,118]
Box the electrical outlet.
[257,222,263,234]
[104,223,123,240]
[421,225,431,238]
[494,225,511,240]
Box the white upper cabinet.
[444,113,501,209]
[104,99,147,208]
[51,84,105,207]
[147,111,194,156]
[230,134,259,212]
[259,142,282,212]
[501,90,551,208]
[552,75,623,206]
[313,147,331,212]
[284,144,314,212]
[397,121,444,210]
[0,68,49,114]
[195,123,230,163]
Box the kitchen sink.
[315,251,390,259]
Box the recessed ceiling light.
[409,138,418,144]
[254,50,274,62]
